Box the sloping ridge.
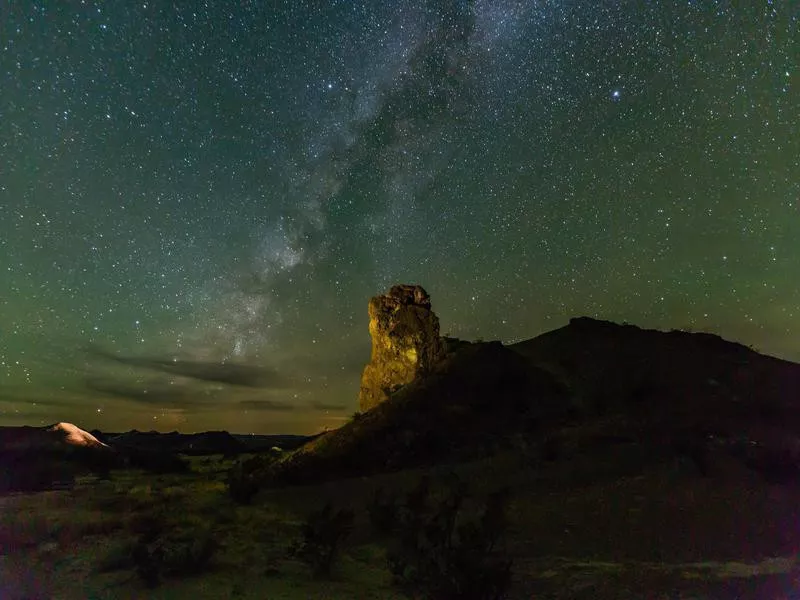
[0,422,115,493]
[510,317,800,432]
[0,422,110,452]
[107,429,247,455]
[47,422,109,448]
[262,341,568,486]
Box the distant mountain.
[0,425,61,453]
[0,422,115,493]
[98,430,312,455]
[0,422,110,453]
[258,318,800,487]
[47,422,108,449]
[105,429,246,456]
[0,420,313,493]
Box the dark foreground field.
[2,447,799,600]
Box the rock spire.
[358,284,444,412]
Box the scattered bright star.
[0,1,796,433]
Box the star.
[0,1,795,433]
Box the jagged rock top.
[383,284,432,308]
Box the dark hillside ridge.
[511,317,800,427]
[0,424,313,493]
[91,430,312,455]
[103,430,246,456]
[0,425,64,452]
[261,341,569,486]
[260,317,800,487]
[0,425,116,492]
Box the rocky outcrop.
[359,284,444,412]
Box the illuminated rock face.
[359,284,444,412]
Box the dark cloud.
[281,346,369,379]
[0,392,78,409]
[83,377,211,408]
[87,348,288,388]
[0,407,51,421]
[308,400,348,412]
[237,399,296,412]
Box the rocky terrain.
[261,286,800,489]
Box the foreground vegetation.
[2,447,800,599]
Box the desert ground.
[3,444,800,600]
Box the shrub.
[227,461,259,505]
[539,436,563,462]
[387,474,513,600]
[79,516,124,537]
[162,528,218,576]
[131,525,218,588]
[70,446,119,479]
[128,511,166,542]
[96,539,138,573]
[0,514,62,554]
[95,466,113,480]
[289,502,354,578]
[127,449,190,474]
[132,539,162,588]
[367,486,398,537]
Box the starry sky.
[1,1,798,434]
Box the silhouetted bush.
[367,486,398,537]
[131,525,218,588]
[733,436,800,484]
[289,502,354,578]
[163,528,218,576]
[70,446,119,479]
[79,516,124,537]
[132,539,162,588]
[227,461,259,504]
[539,435,563,462]
[126,449,190,474]
[128,511,166,542]
[96,540,137,573]
[387,474,513,600]
[95,466,113,480]
[672,432,710,477]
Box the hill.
[0,422,116,492]
[96,430,311,455]
[0,421,316,493]
[47,422,108,449]
[261,341,567,486]
[258,317,800,487]
[511,317,800,427]
[102,430,247,456]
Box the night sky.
[1,2,798,434]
